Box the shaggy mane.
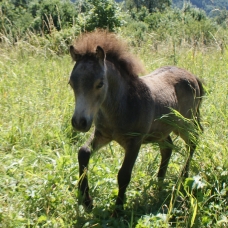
[72,30,145,77]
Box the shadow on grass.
[73,178,187,227]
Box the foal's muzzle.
[71,116,92,132]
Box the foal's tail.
[195,77,204,131]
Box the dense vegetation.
[0,0,227,227]
[1,0,228,50]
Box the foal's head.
[69,46,107,132]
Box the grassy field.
[0,36,227,227]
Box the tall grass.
[0,33,227,227]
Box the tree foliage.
[0,0,227,53]
[126,0,171,13]
[0,0,77,38]
[173,0,228,15]
[35,0,77,32]
[76,0,123,32]
[124,3,219,46]
[0,0,123,39]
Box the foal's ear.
[96,46,105,63]
[69,45,81,61]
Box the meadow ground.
[0,38,227,227]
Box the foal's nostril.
[71,116,88,131]
[79,117,87,129]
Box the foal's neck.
[106,61,129,99]
[100,61,129,112]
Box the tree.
[78,0,123,32]
[215,9,228,28]
[0,0,34,39]
[37,0,77,32]
[126,0,171,13]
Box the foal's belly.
[142,131,172,144]
[143,126,174,143]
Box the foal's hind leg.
[157,135,173,180]
[78,130,111,209]
[181,113,203,177]
[181,140,196,178]
[179,126,198,178]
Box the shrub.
[144,7,218,44]
[215,9,228,29]
[77,0,124,32]
[123,21,149,46]
[0,0,78,39]
[30,0,77,33]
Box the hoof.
[111,206,124,218]
[84,197,93,211]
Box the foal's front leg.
[113,138,142,216]
[78,145,92,208]
[78,130,110,209]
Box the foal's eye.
[96,81,104,89]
